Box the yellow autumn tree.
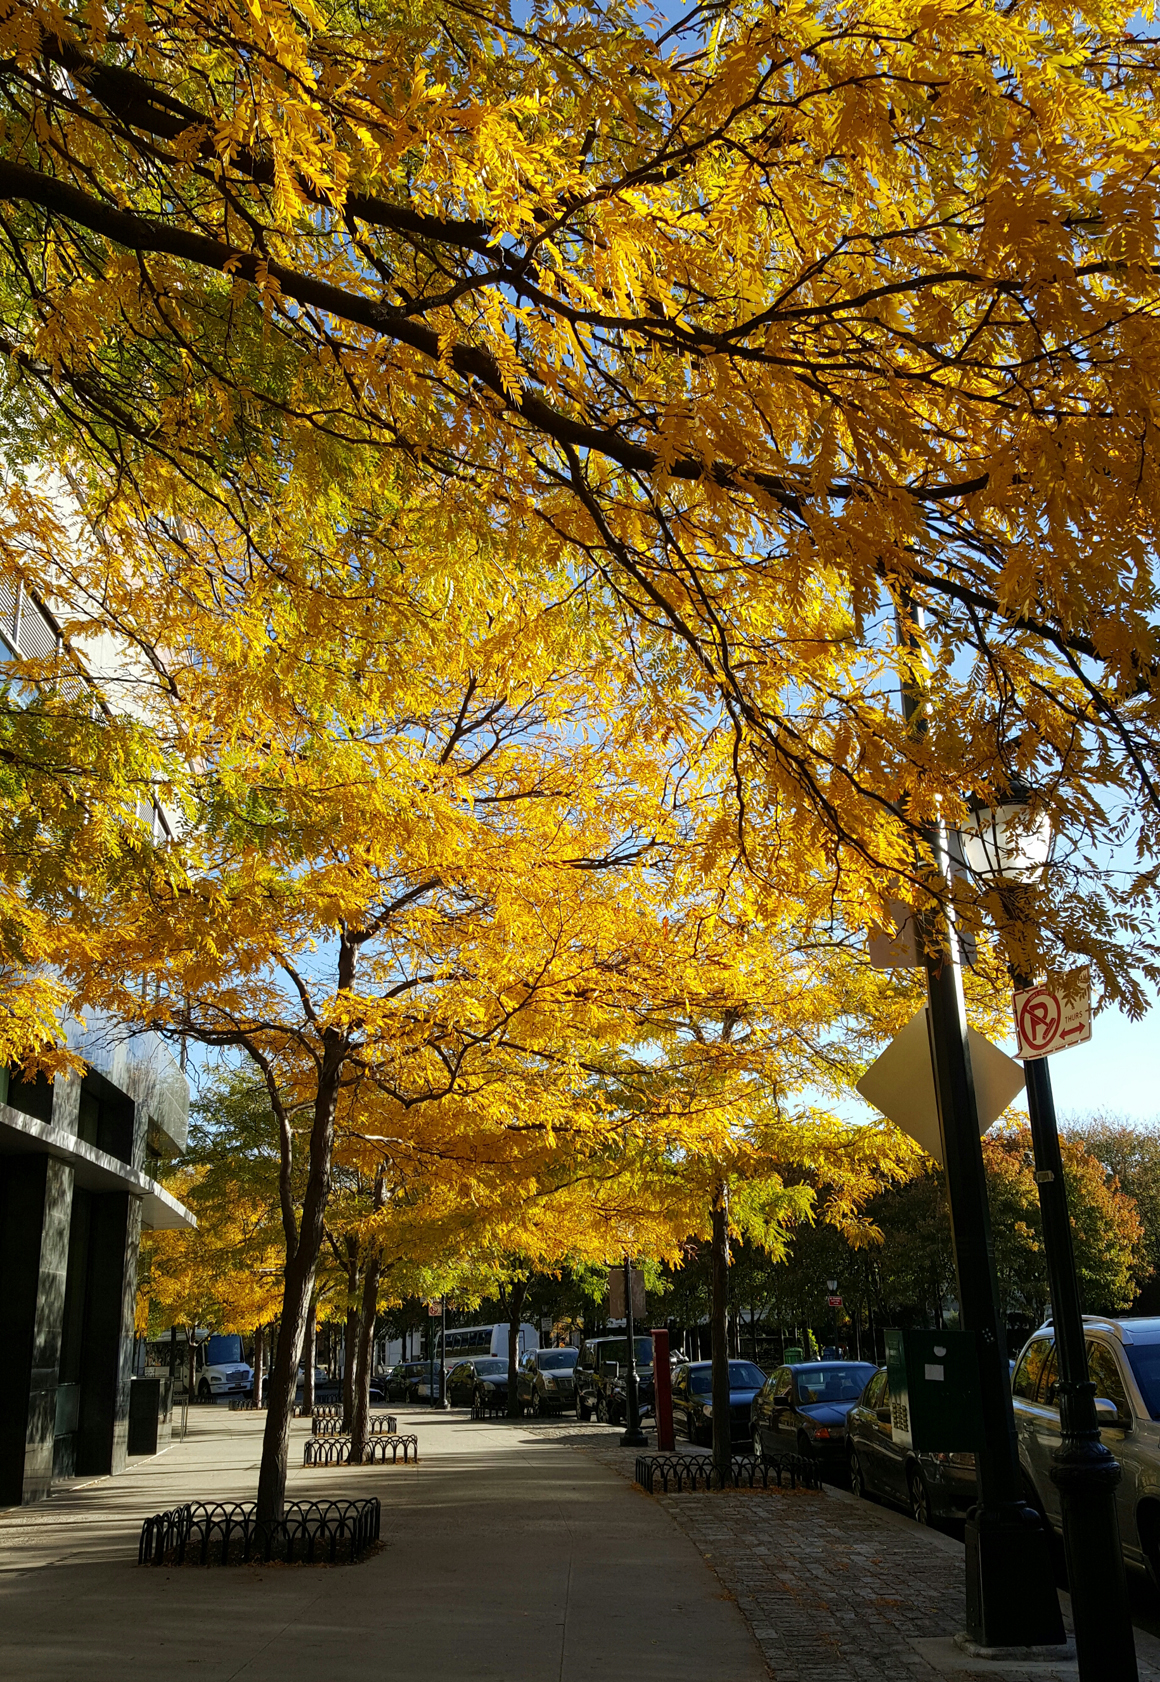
[0,0,1157,1003]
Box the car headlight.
[703,1404,713,1418]
[544,1377,558,1390]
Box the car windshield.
[1124,1342,1160,1419]
[538,1350,578,1370]
[687,1362,764,1394]
[596,1338,653,1369]
[205,1334,243,1366]
[729,1363,766,1388]
[794,1364,876,1402]
[474,1359,507,1377]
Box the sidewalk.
[0,1405,766,1681]
[539,1417,1160,1682]
[4,1405,1160,1681]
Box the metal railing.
[634,1451,821,1493]
[138,1498,381,1566]
[302,1433,418,1466]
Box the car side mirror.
[1095,1396,1125,1426]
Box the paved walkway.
[0,1405,765,1681]
[5,1406,1160,1681]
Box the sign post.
[651,1328,674,1451]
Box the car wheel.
[532,1392,542,1418]
[198,1379,212,1400]
[908,1467,933,1526]
[596,1393,609,1424]
[577,1393,592,1422]
[752,1426,764,1460]
[849,1445,866,1499]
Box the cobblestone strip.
[521,1418,1109,1682]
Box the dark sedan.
[576,1336,655,1424]
[517,1347,580,1416]
[383,1361,426,1402]
[846,1365,976,1523]
[671,1360,767,1447]
[447,1356,510,1410]
[751,1360,876,1466]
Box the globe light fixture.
[959,779,1053,884]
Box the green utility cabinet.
[884,1328,986,1453]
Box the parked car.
[845,1365,976,1522]
[671,1359,767,1447]
[443,1357,507,1408]
[576,1335,656,1423]
[517,1347,580,1416]
[452,1355,511,1412]
[752,1360,876,1468]
[384,1360,427,1402]
[1013,1315,1160,1582]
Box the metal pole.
[620,1256,647,1448]
[1020,1037,1137,1678]
[898,602,1064,1650]
[440,1296,450,1410]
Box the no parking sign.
[1012,967,1092,1060]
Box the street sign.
[827,1295,842,1308]
[856,1008,1025,1165]
[608,1264,645,1319]
[867,899,920,969]
[1013,968,1092,1061]
[427,1301,442,1317]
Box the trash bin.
[129,1377,173,1456]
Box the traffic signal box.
[884,1328,987,1453]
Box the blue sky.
[1014,997,1160,1126]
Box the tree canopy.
[0,0,1158,998]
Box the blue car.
[671,1359,768,1446]
[751,1360,877,1465]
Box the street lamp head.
[827,1279,838,1293]
[959,777,1053,884]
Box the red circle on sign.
[1018,988,1061,1052]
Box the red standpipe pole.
[652,1328,674,1451]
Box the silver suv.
[1012,1316,1160,1581]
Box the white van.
[143,1329,253,1399]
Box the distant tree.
[1064,1117,1160,1301]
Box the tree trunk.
[252,1323,265,1407]
[300,1293,317,1417]
[710,1185,732,1487]
[349,1254,381,1462]
[255,1028,348,1526]
[506,1279,528,1417]
[342,1235,359,1431]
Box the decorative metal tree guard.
[634,1451,821,1494]
[138,1498,381,1566]
[312,1413,397,1436]
[302,1433,418,1466]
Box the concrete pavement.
[0,1405,768,1681]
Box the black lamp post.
[960,786,1138,1681]
[898,602,1063,1651]
[619,1256,648,1449]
